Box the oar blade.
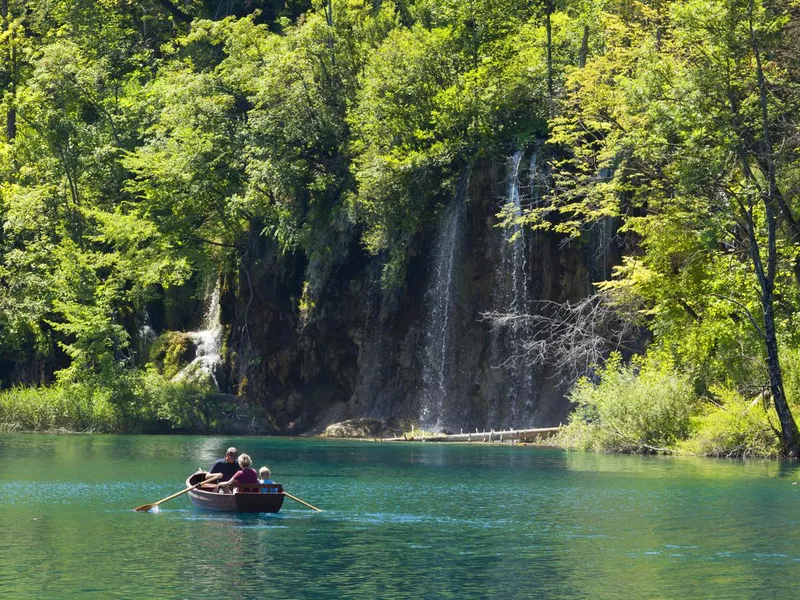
[283,492,323,512]
[134,503,154,512]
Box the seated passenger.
[217,453,258,493]
[208,447,240,482]
[259,466,277,493]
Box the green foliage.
[140,368,229,433]
[348,24,466,280]
[678,386,781,458]
[2,0,800,450]
[0,382,119,433]
[528,0,800,451]
[0,367,239,434]
[346,0,577,283]
[779,345,800,414]
[0,0,563,369]
[555,352,789,458]
[557,354,700,453]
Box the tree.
[526,0,800,455]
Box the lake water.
[1,434,800,598]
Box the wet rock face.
[321,418,385,438]
[223,157,618,434]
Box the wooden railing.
[381,427,561,443]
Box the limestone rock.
[321,418,384,438]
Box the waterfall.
[135,308,157,366]
[498,151,529,314]
[529,150,547,207]
[419,177,468,431]
[589,166,615,282]
[589,214,615,281]
[139,313,156,346]
[173,281,223,388]
[490,151,535,428]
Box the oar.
[134,473,222,512]
[282,491,323,512]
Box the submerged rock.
[321,418,384,438]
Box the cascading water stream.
[173,281,223,388]
[587,166,615,282]
[419,179,468,431]
[139,312,156,346]
[498,151,529,314]
[490,151,535,427]
[134,308,157,366]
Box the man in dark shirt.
[209,447,240,481]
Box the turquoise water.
[2,434,800,598]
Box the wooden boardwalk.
[381,427,561,443]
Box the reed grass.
[0,370,222,434]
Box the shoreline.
[1,428,793,460]
[1,424,791,460]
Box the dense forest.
[1,0,800,457]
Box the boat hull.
[186,473,285,513]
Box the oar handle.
[134,473,222,512]
[282,491,323,512]
[156,474,222,505]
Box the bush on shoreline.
[0,369,247,434]
[0,383,119,433]
[556,355,699,453]
[554,353,792,458]
[678,387,780,458]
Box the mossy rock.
[148,331,196,379]
[321,418,384,438]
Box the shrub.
[780,345,800,414]
[0,368,226,433]
[556,354,699,453]
[679,386,781,458]
[144,369,219,432]
[0,382,120,433]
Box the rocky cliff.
[213,153,619,434]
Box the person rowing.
[208,447,241,482]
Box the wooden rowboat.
[186,472,285,513]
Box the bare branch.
[710,293,765,339]
[482,294,641,386]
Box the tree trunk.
[578,25,589,68]
[326,0,335,68]
[748,1,800,456]
[738,150,800,291]
[545,0,553,113]
[7,44,15,141]
[1,0,13,141]
[746,198,799,456]
[762,289,798,456]
[157,0,192,23]
[738,187,798,458]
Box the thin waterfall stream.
[490,150,535,428]
[419,176,468,431]
[134,308,157,366]
[173,281,223,388]
[498,150,530,315]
